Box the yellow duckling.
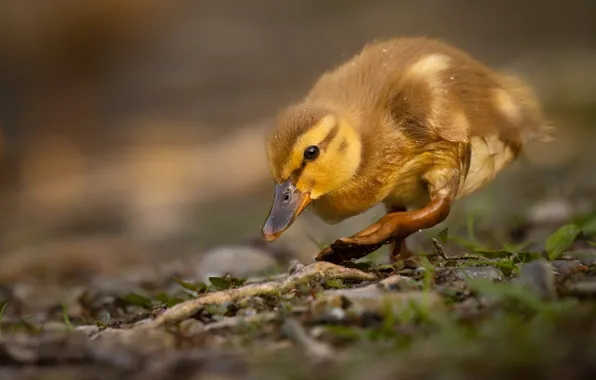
[261,36,553,265]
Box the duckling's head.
[261,104,362,241]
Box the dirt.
[1,226,596,380]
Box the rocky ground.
[1,216,596,380]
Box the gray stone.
[179,319,204,335]
[312,277,442,319]
[566,250,596,266]
[434,266,504,291]
[456,267,504,281]
[288,259,306,274]
[74,325,101,337]
[551,260,585,277]
[195,245,278,282]
[570,281,596,295]
[526,198,574,224]
[516,260,557,300]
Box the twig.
[431,238,487,262]
[140,262,378,329]
[283,318,335,362]
[431,238,449,261]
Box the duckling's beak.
[262,180,311,242]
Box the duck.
[260,36,554,266]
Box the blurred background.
[1,0,596,285]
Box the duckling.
[261,36,554,266]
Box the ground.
[1,213,596,380]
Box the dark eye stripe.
[317,124,339,150]
[338,138,348,153]
[291,124,340,183]
[290,161,307,183]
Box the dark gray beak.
[261,180,311,242]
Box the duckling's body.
[262,37,553,265]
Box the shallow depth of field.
[1,1,596,379]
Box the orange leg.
[315,194,451,264]
[388,239,420,268]
[384,206,415,265]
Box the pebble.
[565,250,596,266]
[288,259,306,274]
[434,267,504,291]
[133,318,152,326]
[179,319,204,335]
[569,281,596,295]
[516,260,557,300]
[526,198,574,224]
[74,325,101,337]
[381,274,420,289]
[313,287,442,319]
[328,307,346,320]
[456,267,504,281]
[550,260,586,277]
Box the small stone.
[351,291,442,317]
[133,318,152,326]
[328,307,346,320]
[378,274,420,291]
[456,267,504,281]
[74,325,100,337]
[453,297,482,318]
[288,259,306,274]
[236,296,266,310]
[551,260,586,277]
[195,245,278,282]
[527,198,574,224]
[569,281,596,295]
[566,250,596,266]
[179,319,204,335]
[238,308,258,317]
[313,285,442,319]
[434,267,504,291]
[516,260,557,300]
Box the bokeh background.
[1,0,596,284]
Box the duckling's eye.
[303,145,320,161]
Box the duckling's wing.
[455,73,554,198]
[385,55,553,198]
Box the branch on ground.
[140,262,379,329]
[431,238,488,262]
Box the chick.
[261,37,553,266]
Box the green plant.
[545,224,581,260]
[0,302,7,337]
[62,304,74,331]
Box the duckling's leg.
[388,240,420,268]
[381,206,416,266]
[316,167,459,264]
[384,206,420,267]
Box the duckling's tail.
[498,73,556,144]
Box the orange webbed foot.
[314,194,451,265]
